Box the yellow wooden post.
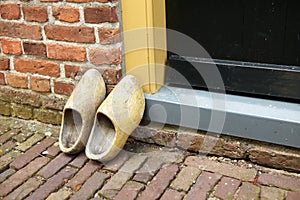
[121,0,167,94]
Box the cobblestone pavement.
[0,116,299,200]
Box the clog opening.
[89,113,115,155]
[61,109,83,148]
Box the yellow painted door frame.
[121,0,167,94]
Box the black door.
[166,0,300,101]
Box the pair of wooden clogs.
[58,69,145,162]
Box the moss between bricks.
[12,103,33,120]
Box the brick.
[45,25,94,43]
[185,171,221,200]
[160,189,184,200]
[0,73,5,85]
[30,76,50,92]
[0,39,22,55]
[100,155,146,198]
[52,6,80,22]
[171,166,201,192]
[0,22,42,40]
[114,181,144,200]
[133,172,153,184]
[260,186,285,200]
[67,160,101,190]
[0,168,15,184]
[138,164,179,200]
[4,177,44,200]
[11,103,33,120]
[0,130,18,144]
[14,59,60,77]
[89,48,121,65]
[286,191,300,200]
[23,42,46,57]
[102,151,129,172]
[47,44,86,62]
[177,131,246,159]
[136,157,164,175]
[67,0,93,2]
[54,81,75,96]
[6,73,28,89]
[16,133,45,152]
[84,7,118,24]
[0,157,49,196]
[0,100,11,116]
[10,137,56,169]
[258,173,300,192]
[100,68,122,85]
[98,28,121,45]
[69,152,88,168]
[0,4,20,20]
[0,151,21,172]
[64,65,80,79]
[41,94,67,111]
[185,156,257,181]
[236,182,260,200]
[249,146,300,172]
[46,144,61,157]
[23,6,48,22]
[33,108,62,125]
[0,57,9,70]
[38,153,75,178]
[26,167,77,200]
[0,87,41,107]
[47,188,72,200]
[100,172,132,199]
[214,177,241,200]
[70,172,109,200]
[40,0,62,2]
[13,129,33,143]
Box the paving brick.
[160,189,184,200]
[46,144,61,157]
[10,137,56,169]
[67,160,101,190]
[185,171,222,200]
[0,130,18,144]
[70,172,109,200]
[136,156,164,174]
[99,172,131,199]
[171,166,201,192]
[0,140,16,156]
[25,167,77,200]
[102,151,129,172]
[137,164,179,200]
[133,172,153,184]
[38,153,75,178]
[46,188,72,200]
[119,155,147,173]
[4,177,44,200]
[99,155,146,199]
[236,182,260,200]
[260,186,286,200]
[214,177,241,200]
[0,156,49,196]
[0,168,15,184]
[258,173,300,192]
[13,130,33,143]
[114,181,144,200]
[0,151,21,172]
[185,156,257,181]
[286,191,300,200]
[69,152,88,168]
[16,133,45,152]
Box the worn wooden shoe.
[59,69,106,154]
[86,75,145,162]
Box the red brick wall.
[0,0,122,124]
